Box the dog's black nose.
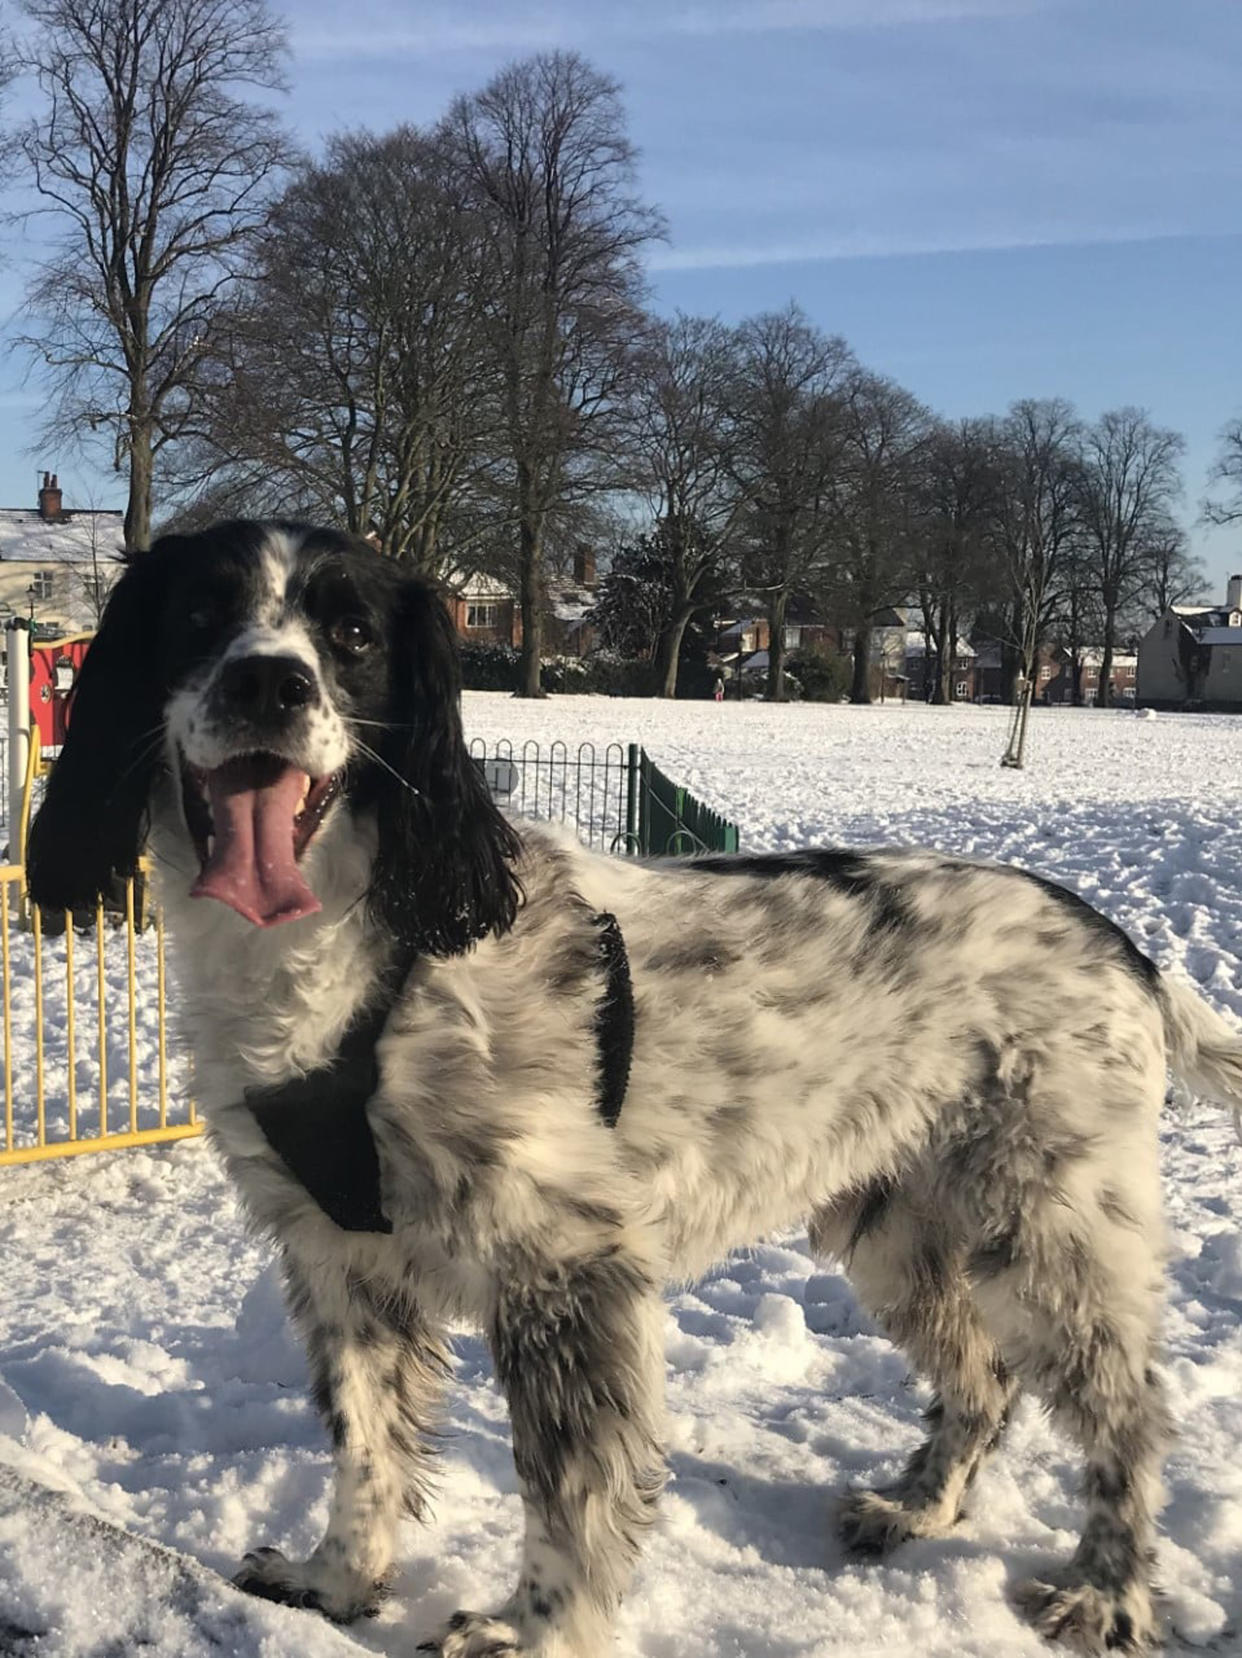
[216,655,318,722]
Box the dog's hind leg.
[233,1252,448,1623]
[974,1170,1170,1655]
[422,1244,666,1658]
[814,1186,1017,1555]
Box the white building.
[1136,574,1242,709]
[0,475,124,639]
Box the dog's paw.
[836,1488,951,1556]
[1013,1575,1154,1654]
[416,1608,524,1657]
[232,1545,387,1624]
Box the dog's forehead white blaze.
[219,527,320,680]
[256,528,302,626]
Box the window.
[1039,664,1052,681]
[955,680,969,699]
[31,570,55,601]
[466,602,499,629]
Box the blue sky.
[1,0,1239,592]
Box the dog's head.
[26,520,521,954]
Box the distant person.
[713,675,725,704]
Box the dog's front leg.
[234,1252,448,1622]
[423,1247,666,1658]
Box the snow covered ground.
[1,695,1241,1656]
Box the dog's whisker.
[350,738,421,798]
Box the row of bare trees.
[2,0,1231,703]
[610,317,1195,708]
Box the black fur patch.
[592,912,634,1130]
[1020,871,1160,992]
[847,1178,894,1254]
[691,849,913,938]
[246,948,417,1233]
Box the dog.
[26,519,1242,1657]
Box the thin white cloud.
[292,0,1041,62]
[669,0,1038,36]
[646,224,1206,272]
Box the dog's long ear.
[367,576,522,955]
[26,549,169,912]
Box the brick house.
[445,571,520,648]
[973,640,1063,703]
[445,546,599,657]
[905,632,978,701]
[1041,647,1138,706]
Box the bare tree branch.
[7,0,293,549]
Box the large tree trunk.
[851,620,873,703]
[1002,597,1025,705]
[765,591,790,700]
[125,422,154,552]
[515,468,546,698]
[652,606,693,699]
[932,601,954,704]
[1096,617,1116,710]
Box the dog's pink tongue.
[190,757,321,927]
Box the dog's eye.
[188,603,216,632]
[329,617,373,655]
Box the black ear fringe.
[26,550,169,912]
[366,578,522,956]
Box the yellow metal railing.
[0,864,201,1165]
[0,737,201,1165]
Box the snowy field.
[1,695,1241,1656]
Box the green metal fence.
[469,739,741,857]
[627,745,740,856]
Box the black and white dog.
[27,520,1242,1656]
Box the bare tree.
[445,52,663,696]
[627,313,746,696]
[1140,519,1205,616]
[9,0,292,551]
[820,367,929,704]
[1204,415,1242,527]
[731,305,853,701]
[913,417,1004,703]
[991,398,1083,766]
[1077,407,1185,708]
[176,127,496,569]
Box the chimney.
[573,543,596,587]
[37,472,63,521]
[1228,573,1242,614]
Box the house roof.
[0,508,125,567]
[1196,628,1242,647]
[445,569,511,600]
[1078,648,1137,668]
[905,631,976,659]
[548,584,593,624]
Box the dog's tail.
[1159,975,1242,1130]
